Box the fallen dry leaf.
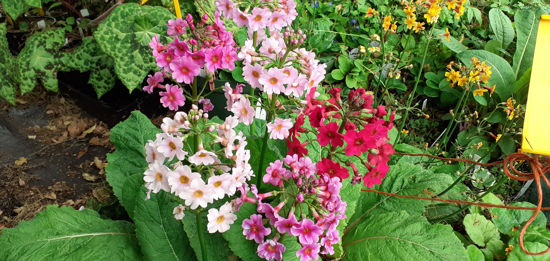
[18,178,25,186]
[78,124,96,139]
[93,157,105,170]
[82,172,98,182]
[68,119,87,138]
[44,192,57,200]
[27,135,36,140]
[15,157,27,166]
[92,188,111,203]
[77,146,88,159]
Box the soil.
[0,88,115,231]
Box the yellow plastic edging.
[522,15,550,156]
[173,0,182,18]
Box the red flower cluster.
[286,87,395,187]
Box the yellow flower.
[390,22,398,33]
[365,7,377,18]
[445,69,461,84]
[473,88,488,97]
[359,45,366,54]
[447,0,457,9]
[475,142,483,150]
[496,134,502,142]
[457,76,468,87]
[413,21,425,33]
[442,28,450,41]
[489,85,496,96]
[505,245,514,256]
[469,70,480,83]
[401,129,409,135]
[383,15,393,31]
[424,5,442,24]
[404,6,416,17]
[368,46,381,53]
[405,16,416,30]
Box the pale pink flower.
[188,149,218,166]
[161,117,180,134]
[231,9,250,27]
[259,68,286,95]
[143,162,171,194]
[267,118,293,140]
[156,133,186,160]
[224,82,242,110]
[168,165,201,196]
[169,56,200,84]
[145,140,165,163]
[207,173,232,200]
[238,40,256,64]
[284,73,307,97]
[167,18,187,36]
[231,97,255,125]
[173,204,185,220]
[180,179,213,209]
[215,0,235,20]
[248,7,271,31]
[159,84,186,111]
[221,46,237,70]
[242,63,264,89]
[207,202,237,233]
[199,98,214,113]
[268,11,287,31]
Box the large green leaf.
[463,213,500,247]
[94,3,174,91]
[0,0,29,19]
[512,8,543,79]
[17,28,67,94]
[105,110,160,203]
[0,23,17,104]
[434,28,468,53]
[343,211,467,261]
[482,193,546,235]
[508,242,550,261]
[182,210,232,261]
[489,8,515,49]
[347,162,454,230]
[0,205,141,260]
[457,50,515,101]
[135,189,195,261]
[61,38,116,98]
[222,202,262,261]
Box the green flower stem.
[395,28,434,144]
[439,89,469,151]
[436,164,474,197]
[195,211,208,261]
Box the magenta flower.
[343,129,369,156]
[317,122,344,147]
[159,84,186,111]
[205,46,223,72]
[167,18,187,36]
[189,50,205,68]
[221,46,237,70]
[169,37,190,57]
[363,163,389,188]
[274,212,299,234]
[149,35,165,55]
[257,239,286,261]
[263,160,288,187]
[291,218,323,244]
[198,98,214,113]
[155,50,175,70]
[169,56,200,84]
[143,72,164,94]
[242,214,271,243]
[316,158,349,181]
[296,243,320,261]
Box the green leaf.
[457,50,515,101]
[347,162,454,228]
[489,8,515,49]
[331,69,345,81]
[513,67,531,103]
[497,134,516,155]
[338,55,352,74]
[482,193,546,235]
[343,211,467,261]
[463,213,500,247]
[466,245,484,261]
[17,28,67,94]
[231,66,246,83]
[513,8,542,79]
[222,202,262,261]
[105,111,160,206]
[0,205,141,260]
[94,3,174,91]
[134,190,195,261]
[182,210,232,261]
[0,0,28,19]
[508,241,550,261]
[473,94,487,106]
[434,28,468,53]
[0,23,17,104]
[484,39,502,54]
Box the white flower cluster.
[143,106,253,233]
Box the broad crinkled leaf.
[508,241,550,261]
[457,50,515,101]
[182,210,232,261]
[0,0,28,19]
[0,23,17,104]
[61,37,116,98]
[482,193,546,235]
[105,110,160,203]
[434,28,468,53]
[343,211,467,261]
[94,3,174,91]
[17,28,67,94]
[347,162,454,229]
[489,8,515,49]
[463,213,500,247]
[0,205,141,260]
[466,245,484,261]
[134,189,195,261]
[513,8,544,79]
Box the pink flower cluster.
[215,0,298,32]
[143,106,253,233]
[240,156,346,261]
[143,12,238,110]
[287,87,395,188]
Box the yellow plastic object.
[140,0,149,5]
[522,15,550,156]
[173,0,182,18]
